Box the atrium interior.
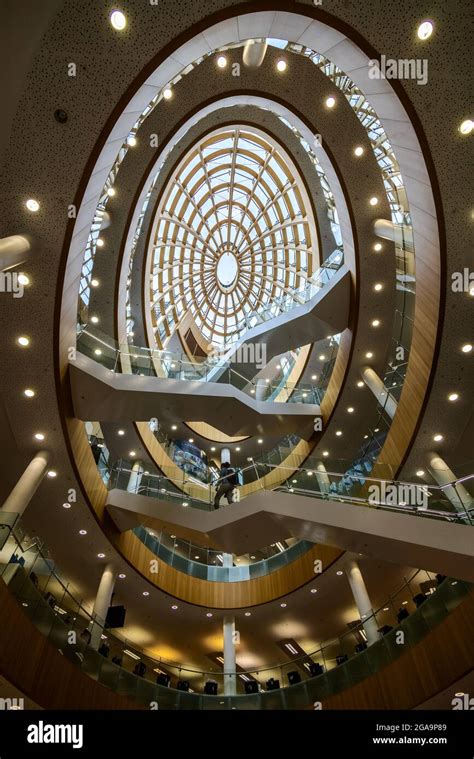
[0,0,472,734]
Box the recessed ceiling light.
[79,529,87,535]
[97,553,105,558]
[26,198,40,212]
[171,605,178,610]
[280,603,287,608]
[244,611,251,616]
[217,55,227,68]
[433,434,443,442]
[325,96,336,108]
[90,316,99,324]
[335,430,342,436]
[94,349,102,356]
[96,238,104,248]
[364,434,368,439]
[257,438,263,444]
[319,354,326,361]
[322,451,329,457]
[383,606,390,612]
[118,429,125,436]
[188,438,194,443]
[171,424,177,430]
[163,86,173,100]
[118,573,126,579]
[107,187,116,197]
[417,20,434,40]
[354,146,364,157]
[62,502,71,509]
[401,600,408,606]
[142,591,149,596]
[461,343,472,353]
[47,470,57,478]
[24,388,35,398]
[211,447,216,452]
[336,570,343,576]
[307,471,313,476]
[129,450,136,457]
[292,479,297,484]
[369,197,379,206]
[18,273,30,286]
[459,119,473,135]
[250,388,255,394]
[127,135,137,147]
[448,392,459,402]
[110,10,126,30]
[206,612,213,617]
[366,352,374,360]
[91,278,99,287]
[311,374,318,380]
[374,427,379,432]
[357,381,364,388]
[373,243,382,252]
[276,364,281,370]
[276,59,287,72]
[310,588,317,594]
[17,336,30,347]
[182,502,189,507]
[194,555,199,560]
[235,446,240,451]
[347,407,354,413]
[374,283,383,291]
[34,433,45,441]
[416,470,425,477]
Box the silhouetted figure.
[213,462,236,509]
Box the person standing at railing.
[213,463,237,509]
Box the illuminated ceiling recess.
[148,126,318,347]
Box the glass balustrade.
[0,517,470,708]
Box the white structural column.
[427,454,473,513]
[0,235,30,272]
[345,559,379,646]
[373,219,414,252]
[0,450,50,517]
[255,378,267,402]
[361,366,398,420]
[314,461,331,495]
[127,460,144,493]
[221,448,231,464]
[90,563,116,649]
[223,614,237,695]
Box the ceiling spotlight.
[107,187,116,197]
[142,591,149,596]
[171,605,178,610]
[97,553,105,559]
[47,470,57,478]
[118,573,126,579]
[357,381,364,388]
[369,196,379,206]
[235,446,241,452]
[18,273,30,286]
[371,319,380,327]
[163,86,173,100]
[188,438,194,443]
[26,198,40,212]
[34,433,45,441]
[96,238,104,248]
[347,407,354,413]
[416,470,425,477]
[79,529,87,535]
[206,612,213,617]
[91,278,99,287]
[417,20,434,40]
[90,316,99,324]
[461,343,472,353]
[276,59,287,73]
[171,424,177,430]
[94,349,102,356]
[217,55,227,68]
[182,501,188,507]
[127,135,137,147]
[257,438,263,444]
[319,354,326,361]
[459,119,473,136]
[433,434,443,442]
[336,570,343,576]
[310,588,317,594]
[17,336,30,347]
[335,430,342,436]
[129,450,136,457]
[62,502,71,509]
[244,612,251,617]
[325,96,336,108]
[448,392,459,402]
[374,243,382,252]
[374,283,383,291]
[354,146,364,157]
[322,451,329,457]
[117,429,125,436]
[110,10,126,30]
[280,603,287,608]
[311,374,318,381]
[24,388,35,398]
[211,446,216,452]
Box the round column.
[361,366,398,420]
[126,460,144,493]
[223,614,237,695]
[314,461,331,495]
[345,559,379,646]
[427,454,473,513]
[1,451,50,517]
[90,563,116,649]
